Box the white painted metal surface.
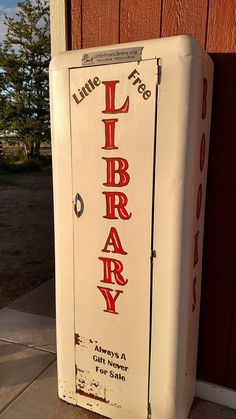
[50,36,213,419]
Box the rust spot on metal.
[74,333,82,345]
[113,403,122,408]
[78,379,85,389]
[75,334,98,348]
[76,388,109,403]
[75,364,83,375]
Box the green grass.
[0,174,16,186]
[0,159,42,174]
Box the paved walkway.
[0,280,236,418]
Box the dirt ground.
[0,168,54,308]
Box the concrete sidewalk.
[0,280,236,418]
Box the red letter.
[103,192,131,220]
[196,184,202,220]
[102,227,127,255]
[192,276,197,312]
[102,81,129,114]
[202,78,207,119]
[193,231,199,268]
[103,157,130,187]
[97,286,123,314]
[99,256,128,285]
[200,133,205,172]
[102,119,118,150]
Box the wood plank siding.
[161,0,208,46]
[120,0,162,42]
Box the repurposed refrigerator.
[49,36,213,419]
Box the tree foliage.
[0,0,50,158]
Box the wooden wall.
[67,0,236,52]
[66,0,236,389]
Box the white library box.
[50,36,213,419]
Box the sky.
[0,0,18,43]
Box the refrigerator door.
[70,59,158,418]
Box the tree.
[0,0,50,159]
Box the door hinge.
[147,401,152,419]
[151,250,156,258]
[150,250,156,266]
[157,63,162,85]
